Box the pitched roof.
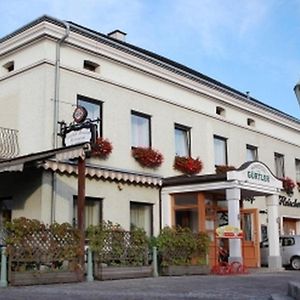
[1,15,299,124]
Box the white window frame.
[274,152,285,178]
[131,111,151,148]
[174,124,191,156]
[246,144,258,162]
[214,135,228,166]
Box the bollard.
[152,246,158,277]
[86,246,94,282]
[0,247,7,288]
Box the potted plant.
[281,177,296,196]
[156,226,210,276]
[132,147,164,168]
[91,137,113,159]
[215,165,236,174]
[5,217,83,286]
[173,156,203,175]
[87,221,152,280]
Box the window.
[216,106,225,117]
[3,61,14,72]
[247,118,255,127]
[83,60,99,72]
[214,135,227,166]
[173,194,199,233]
[130,202,153,236]
[246,145,258,161]
[131,111,151,148]
[296,159,300,183]
[274,152,285,178]
[73,197,102,230]
[174,124,190,156]
[77,95,102,136]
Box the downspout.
[53,20,70,148]
[51,21,70,223]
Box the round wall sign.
[73,106,88,123]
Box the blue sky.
[1,0,300,118]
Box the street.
[0,269,299,299]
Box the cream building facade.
[1,16,300,268]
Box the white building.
[1,15,300,268]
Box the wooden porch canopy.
[0,143,89,173]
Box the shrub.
[87,221,149,266]
[156,226,209,266]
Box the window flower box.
[132,147,164,168]
[281,177,296,196]
[215,165,236,174]
[91,137,113,159]
[93,265,153,280]
[173,156,203,175]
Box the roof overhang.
[162,161,282,197]
[0,143,89,173]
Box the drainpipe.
[51,21,70,224]
[53,20,70,148]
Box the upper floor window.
[175,124,190,156]
[247,118,255,127]
[295,159,300,183]
[77,95,102,136]
[83,60,99,72]
[274,152,285,178]
[246,145,258,161]
[3,61,14,72]
[131,111,151,148]
[214,135,227,166]
[216,106,225,117]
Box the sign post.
[59,105,99,270]
[77,155,86,268]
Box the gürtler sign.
[227,161,282,190]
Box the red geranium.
[173,156,203,175]
[132,147,164,168]
[91,137,113,159]
[281,177,296,196]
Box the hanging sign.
[216,225,243,239]
[64,128,92,146]
[60,106,98,147]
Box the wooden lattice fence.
[87,222,152,280]
[5,218,84,285]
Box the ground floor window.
[73,196,102,230]
[130,202,153,236]
[282,217,298,235]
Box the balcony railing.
[0,127,19,159]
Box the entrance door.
[215,208,259,267]
[241,209,260,267]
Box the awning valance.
[0,143,89,173]
[42,160,162,187]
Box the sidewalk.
[0,269,299,300]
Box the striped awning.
[42,160,162,187]
[0,144,89,173]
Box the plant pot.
[94,264,153,280]
[9,270,84,286]
[160,265,210,276]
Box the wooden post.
[77,157,86,269]
[0,247,7,287]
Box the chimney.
[107,29,127,42]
